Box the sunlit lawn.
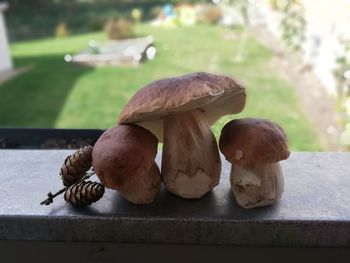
[1,24,321,150]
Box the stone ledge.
[0,150,349,247]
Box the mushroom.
[92,124,161,204]
[118,72,246,199]
[219,118,290,208]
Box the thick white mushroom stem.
[162,109,221,199]
[230,162,284,208]
[118,162,161,205]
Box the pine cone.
[64,181,105,206]
[60,146,93,186]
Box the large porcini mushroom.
[219,118,290,208]
[92,124,161,204]
[118,72,246,199]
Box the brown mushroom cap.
[219,118,290,167]
[118,72,246,141]
[92,124,158,190]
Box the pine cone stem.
[40,188,66,205]
[40,171,95,205]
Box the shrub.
[196,4,222,25]
[280,1,306,52]
[87,14,106,32]
[150,6,163,20]
[55,22,69,38]
[131,8,143,23]
[105,18,134,40]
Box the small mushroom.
[92,124,161,204]
[219,118,290,208]
[118,72,246,199]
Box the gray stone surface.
[0,150,349,246]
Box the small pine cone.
[60,146,93,186]
[64,181,105,206]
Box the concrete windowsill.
[0,150,349,247]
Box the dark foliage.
[5,0,209,41]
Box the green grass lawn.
[1,24,321,151]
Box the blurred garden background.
[0,0,350,151]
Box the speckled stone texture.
[0,150,349,247]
